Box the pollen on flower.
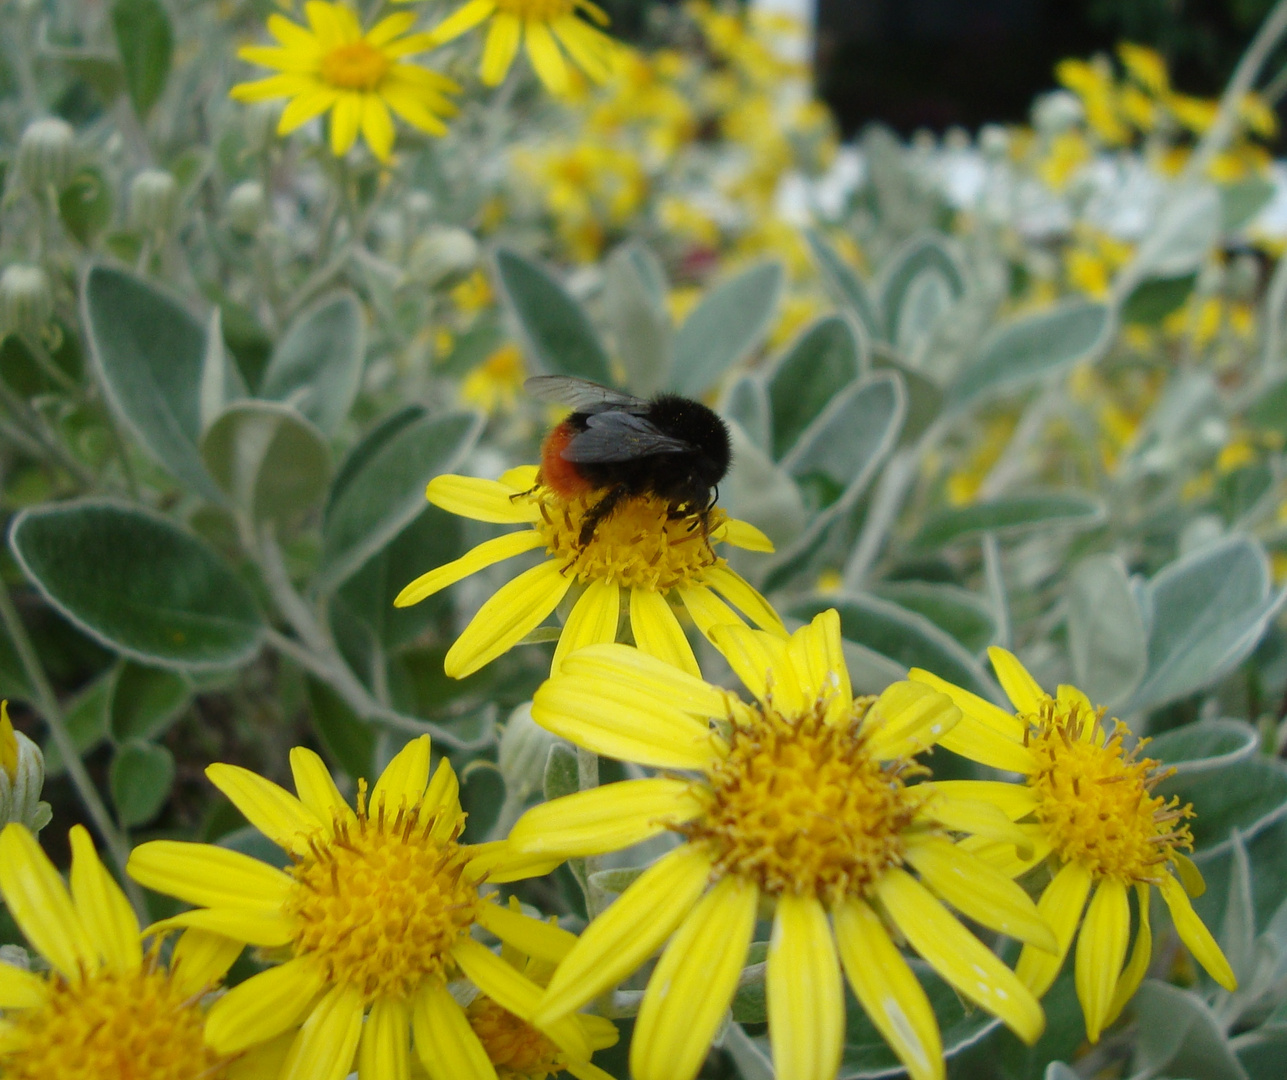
[682,694,925,905]
[1025,698,1194,883]
[1,961,226,1080]
[467,995,565,1080]
[286,780,483,1002]
[529,487,726,590]
[320,41,390,91]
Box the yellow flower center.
[319,41,389,91]
[466,996,565,1080]
[532,489,725,590]
[286,782,483,1001]
[683,695,924,903]
[494,0,575,20]
[1,964,225,1080]
[1025,699,1193,883]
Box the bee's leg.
[579,485,628,546]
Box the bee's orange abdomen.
[539,421,594,498]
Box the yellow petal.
[907,668,1028,744]
[397,532,547,609]
[703,565,786,634]
[463,842,564,884]
[508,778,703,857]
[276,85,337,133]
[358,997,410,1080]
[366,10,418,46]
[372,733,432,814]
[877,867,1045,1044]
[767,893,844,1080]
[536,845,713,1025]
[206,958,327,1053]
[281,982,365,1080]
[1015,860,1093,997]
[144,906,295,947]
[551,580,620,674]
[524,19,569,95]
[675,584,747,642]
[426,475,541,524]
[329,92,361,156]
[0,823,95,978]
[207,763,322,855]
[629,588,700,678]
[1158,873,1237,991]
[1105,883,1152,1028]
[558,642,727,716]
[290,747,356,829]
[362,94,397,162]
[904,835,1056,952]
[866,682,961,760]
[712,517,775,552]
[707,622,800,714]
[412,980,498,1080]
[987,647,1046,714]
[475,900,578,964]
[787,609,851,723]
[1075,878,1130,1043]
[68,825,142,973]
[923,780,1038,821]
[267,12,320,50]
[169,929,245,998]
[956,827,1052,879]
[632,875,758,1080]
[445,560,572,678]
[915,793,1035,858]
[231,73,313,102]
[127,841,294,914]
[936,717,1036,775]
[480,13,522,86]
[428,0,498,44]
[424,758,462,840]
[835,896,943,1080]
[1172,850,1206,898]
[0,962,47,1009]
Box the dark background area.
[815,0,1278,136]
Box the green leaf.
[720,420,807,551]
[871,347,943,445]
[1220,176,1276,232]
[1122,273,1198,326]
[605,242,671,396]
[83,265,223,502]
[58,167,113,246]
[781,371,905,494]
[1134,186,1221,279]
[109,740,175,826]
[259,291,364,435]
[1245,376,1287,437]
[1148,719,1260,777]
[492,247,611,383]
[722,376,771,451]
[1126,536,1286,714]
[43,670,113,775]
[791,593,1000,702]
[1162,757,1287,855]
[949,301,1110,406]
[318,410,482,592]
[805,228,880,340]
[10,500,265,670]
[460,763,505,842]
[767,316,863,460]
[110,0,172,117]
[544,743,579,801]
[670,262,783,397]
[879,235,964,343]
[109,660,191,742]
[305,677,376,780]
[871,582,996,653]
[1130,980,1247,1080]
[1065,554,1147,708]
[201,401,332,527]
[912,491,1105,549]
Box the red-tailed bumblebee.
[525,375,732,546]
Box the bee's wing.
[524,375,646,414]
[561,411,692,462]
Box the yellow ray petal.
[424,758,462,840]
[904,835,1056,952]
[289,747,355,830]
[834,896,943,1080]
[231,73,315,102]
[956,827,1052,879]
[68,825,142,973]
[1158,873,1237,990]
[1015,860,1093,997]
[128,841,295,914]
[328,92,361,156]
[1172,850,1206,898]
[866,682,961,760]
[475,900,578,964]
[268,13,320,50]
[169,929,245,999]
[509,777,703,857]
[239,45,317,73]
[446,560,572,678]
[1075,878,1130,1043]
[987,648,1046,714]
[707,622,800,714]
[427,475,542,524]
[632,875,758,1080]
[558,642,726,716]
[922,780,1038,821]
[767,893,844,1080]
[1055,684,1096,737]
[144,906,294,947]
[463,842,564,884]
[278,87,340,134]
[937,720,1036,775]
[915,793,1035,858]
[428,0,498,44]
[358,996,410,1080]
[0,823,95,978]
[412,979,498,1080]
[366,11,417,46]
[360,94,396,162]
[703,565,787,633]
[629,588,700,677]
[906,668,1027,741]
[552,16,614,83]
[500,465,540,491]
[1104,883,1152,1028]
[281,982,365,1080]
[675,584,748,642]
[480,13,522,86]
[382,86,450,137]
[207,763,322,855]
[524,19,569,95]
[787,609,851,723]
[536,845,713,1025]
[0,962,47,1009]
[206,958,326,1054]
[372,733,432,814]
[712,517,774,552]
[878,867,1045,1044]
[552,580,620,674]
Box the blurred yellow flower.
[230,2,459,161]
[1117,42,1169,96]
[461,342,526,414]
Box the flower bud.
[0,703,51,834]
[226,180,267,236]
[408,226,479,287]
[128,169,178,234]
[498,702,559,802]
[0,264,54,338]
[15,117,75,195]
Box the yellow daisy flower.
[394,464,783,679]
[0,823,257,1080]
[508,611,1054,1080]
[126,736,591,1080]
[909,647,1237,1043]
[230,2,459,162]
[421,0,619,96]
